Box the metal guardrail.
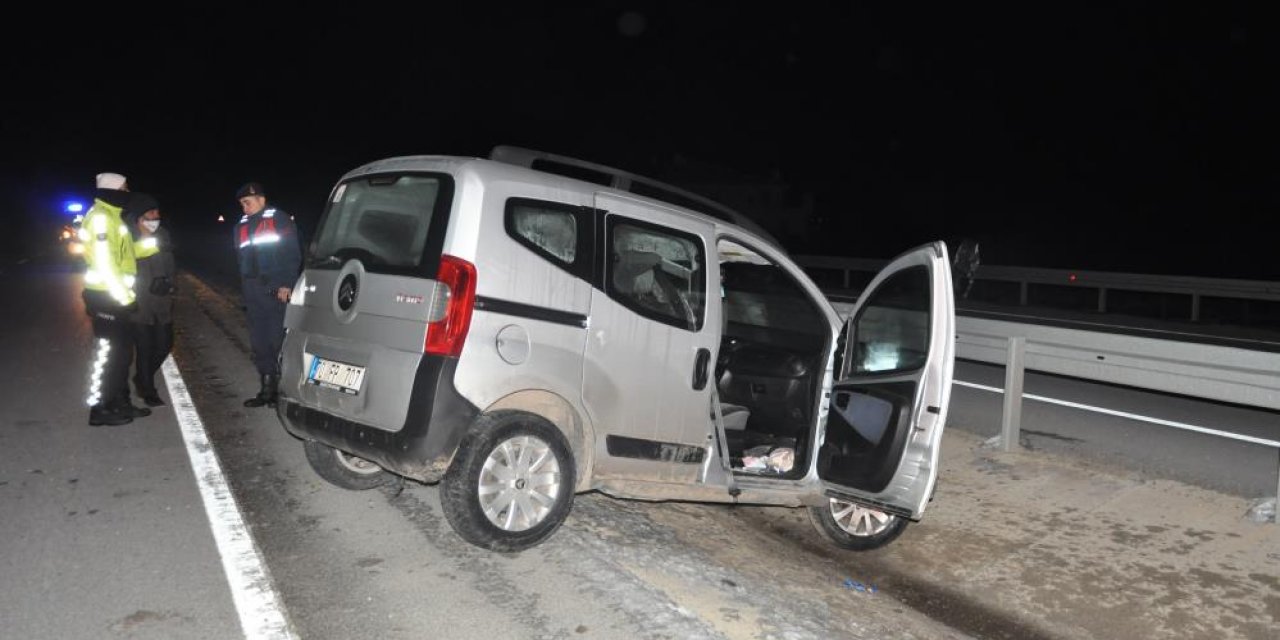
[796,255,1280,322]
[964,265,1280,318]
[955,315,1280,411]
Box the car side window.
[849,266,931,374]
[606,217,706,332]
[504,198,595,282]
[506,200,578,264]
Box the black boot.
[89,404,133,427]
[113,398,152,418]
[244,374,275,408]
[137,382,165,407]
[264,374,280,408]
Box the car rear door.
[281,172,455,432]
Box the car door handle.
[692,348,711,390]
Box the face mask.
[142,219,161,233]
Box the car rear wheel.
[808,498,908,551]
[304,440,390,490]
[440,411,575,552]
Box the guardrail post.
[842,268,850,290]
[1001,337,1026,452]
[1019,281,1028,306]
[1191,293,1200,322]
[1098,288,1107,313]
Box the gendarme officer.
[233,182,301,407]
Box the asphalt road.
[0,263,242,639]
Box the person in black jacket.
[124,193,176,407]
[233,182,301,407]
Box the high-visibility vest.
[79,198,137,305]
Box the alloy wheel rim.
[478,435,562,532]
[335,450,381,475]
[829,498,895,537]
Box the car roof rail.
[488,145,782,248]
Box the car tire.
[808,498,908,551]
[440,411,575,552]
[304,440,390,490]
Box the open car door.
[816,242,955,520]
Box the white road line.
[953,379,1280,448]
[161,356,297,640]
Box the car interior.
[714,240,830,478]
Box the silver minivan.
[277,150,956,552]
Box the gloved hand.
[150,276,177,296]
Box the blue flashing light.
[65,201,85,213]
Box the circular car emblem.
[337,274,359,311]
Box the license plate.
[306,355,366,395]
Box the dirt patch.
[108,609,191,633]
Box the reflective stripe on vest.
[239,215,280,248]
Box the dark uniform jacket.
[234,207,302,291]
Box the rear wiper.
[308,255,342,267]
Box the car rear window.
[310,173,453,273]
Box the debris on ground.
[842,578,878,594]
[1246,497,1276,523]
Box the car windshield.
[309,174,451,271]
[718,240,825,338]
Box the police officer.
[234,182,301,407]
[81,172,151,425]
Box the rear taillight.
[425,255,477,357]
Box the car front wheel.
[808,498,908,551]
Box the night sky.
[3,3,1275,279]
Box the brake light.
[424,255,477,357]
